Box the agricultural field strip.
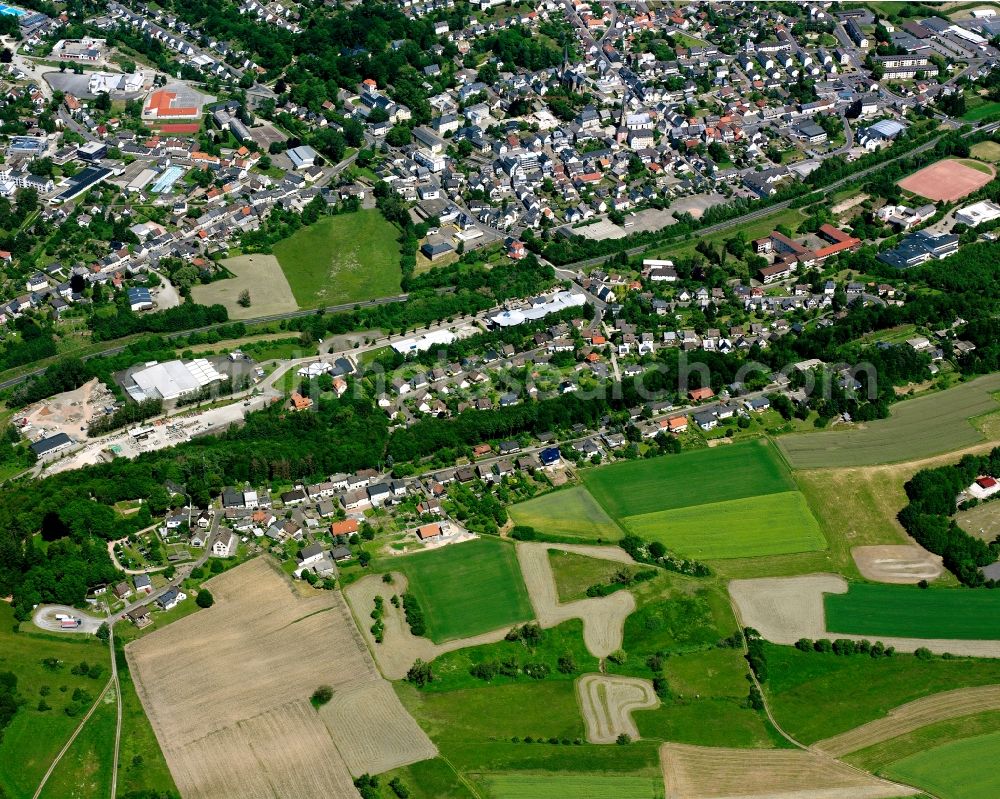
[729,573,1000,657]
[128,559,434,798]
[778,373,1000,469]
[659,743,916,799]
[883,730,1000,799]
[508,486,623,541]
[583,439,796,519]
[516,542,636,658]
[814,685,1000,758]
[620,491,826,560]
[576,674,659,744]
[484,774,662,799]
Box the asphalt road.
[31,604,105,634]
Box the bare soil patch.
[191,254,298,319]
[577,674,659,744]
[18,378,115,442]
[897,158,995,202]
[815,685,1000,757]
[660,743,915,799]
[728,573,1000,658]
[128,558,433,797]
[851,545,943,584]
[516,542,636,658]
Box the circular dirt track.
[577,674,658,744]
[32,604,105,634]
[851,545,942,584]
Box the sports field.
[622,491,826,560]
[273,210,402,307]
[897,158,995,201]
[508,487,622,541]
[484,774,663,798]
[393,537,534,642]
[583,439,795,518]
[825,583,1000,640]
[778,373,1000,469]
[883,731,1000,799]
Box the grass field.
[548,550,630,602]
[971,140,1000,162]
[191,253,299,319]
[622,491,826,560]
[583,439,794,519]
[646,207,802,261]
[114,645,177,797]
[825,583,1000,640]
[764,643,1000,743]
[0,605,111,799]
[273,210,402,307]
[955,157,996,175]
[963,101,1000,122]
[484,774,664,799]
[390,537,534,642]
[846,710,1000,772]
[37,684,116,799]
[955,500,1000,542]
[778,373,1000,469]
[508,487,622,542]
[883,731,1000,799]
[381,758,477,799]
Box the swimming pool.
[151,165,183,194]
[0,4,27,17]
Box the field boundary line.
[727,595,936,799]
[32,675,115,799]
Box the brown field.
[659,743,916,799]
[971,140,1000,162]
[897,158,995,201]
[814,685,1000,758]
[577,674,658,744]
[851,545,943,584]
[128,558,435,798]
[516,542,636,658]
[191,254,298,319]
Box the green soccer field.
[582,439,795,519]
[272,209,403,307]
[508,486,622,542]
[622,491,826,560]
[825,583,1000,640]
[391,537,534,642]
[883,731,1000,799]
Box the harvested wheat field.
[815,685,1000,757]
[344,572,510,680]
[318,681,437,775]
[166,699,358,799]
[851,545,943,584]
[517,542,636,658]
[660,743,916,799]
[577,674,659,744]
[128,558,434,798]
[729,573,1000,657]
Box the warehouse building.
[124,359,227,402]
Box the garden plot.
[576,674,659,744]
[659,743,915,799]
[128,558,433,798]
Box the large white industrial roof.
[129,359,225,401]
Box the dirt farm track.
[126,558,435,799]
